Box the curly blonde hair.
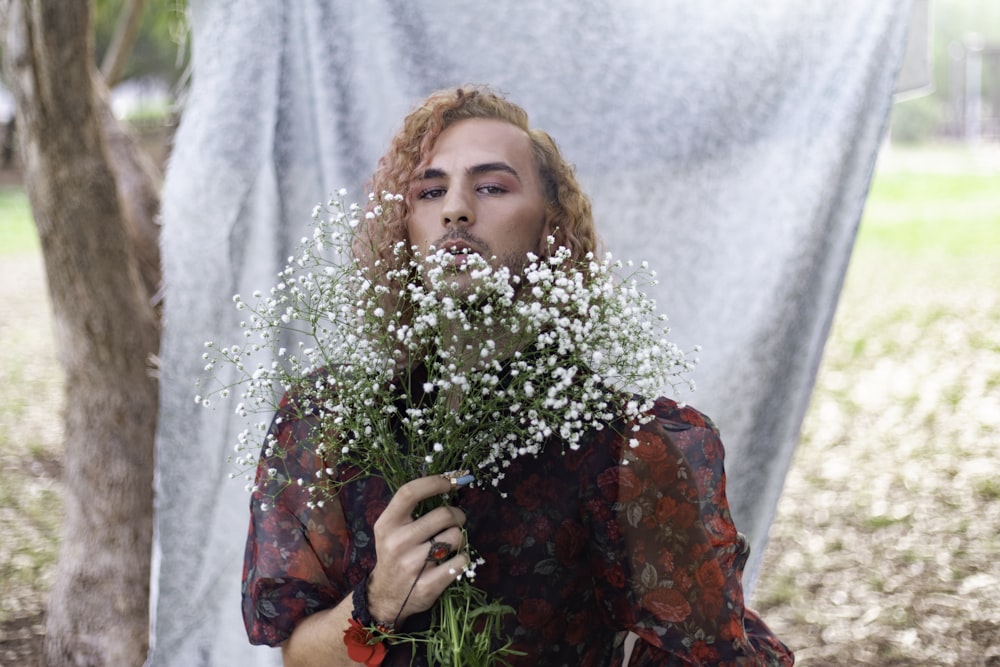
[356,85,598,272]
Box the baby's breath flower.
[200,190,697,654]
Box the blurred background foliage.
[891,0,1000,143]
[93,0,189,88]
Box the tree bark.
[1,1,161,665]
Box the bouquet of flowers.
[199,190,696,665]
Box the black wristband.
[351,574,395,633]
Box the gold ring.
[440,469,471,490]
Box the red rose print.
[657,550,675,575]
[554,520,587,564]
[244,390,795,665]
[654,496,697,527]
[605,516,622,543]
[702,434,723,461]
[695,559,725,591]
[674,569,693,594]
[678,405,707,428]
[690,541,713,561]
[705,513,735,542]
[604,562,626,588]
[648,456,681,487]
[691,639,720,662]
[616,466,643,502]
[542,615,566,643]
[596,467,620,501]
[517,598,554,630]
[699,585,725,618]
[531,515,553,541]
[721,613,745,641]
[628,431,667,463]
[364,498,388,526]
[506,559,530,576]
[586,497,611,522]
[630,536,648,568]
[696,467,715,495]
[642,587,692,623]
[513,474,547,511]
[357,551,376,571]
[565,611,590,645]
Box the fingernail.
[455,474,474,487]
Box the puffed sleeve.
[589,398,794,666]
[241,393,352,646]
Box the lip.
[440,240,478,256]
[435,240,482,272]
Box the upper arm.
[242,398,352,645]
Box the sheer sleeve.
[241,393,352,646]
[589,398,794,665]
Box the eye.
[418,187,446,199]
[478,184,507,195]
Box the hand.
[366,474,469,627]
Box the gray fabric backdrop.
[150,2,912,664]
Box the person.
[241,85,794,666]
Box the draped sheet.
[150,2,912,664]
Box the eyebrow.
[418,162,521,183]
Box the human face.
[406,118,550,280]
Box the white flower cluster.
[199,191,696,496]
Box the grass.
[856,145,1000,257]
[860,172,1000,256]
[0,186,37,255]
[1,143,999,664]
[0,184,60,661]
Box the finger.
[388,551,470,619]
[406,504,466,542]
[422,551,472,588]
[422,525,466,564]
[373,546,470,624]
[377,474,456,527]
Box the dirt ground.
[0,253,62,666]
[752,247,1000,665]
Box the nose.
[441,189,474,227]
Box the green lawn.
[0,186,37,255]
[860,170,1000,257]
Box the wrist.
[352,574,396,633]
[343,575,393,667]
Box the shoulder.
[648,396,720,436]
[638,397,729,473]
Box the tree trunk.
[1,1,161,665]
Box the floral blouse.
[242,391,794,666]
